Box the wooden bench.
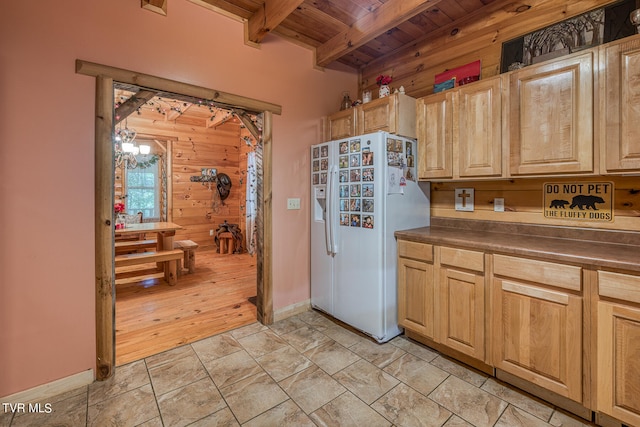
[114,239,157,255]
[114,249,183,286]
[173,240,199,274]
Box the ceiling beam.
[315,0,442,67]
[114,90,157,124]
[247,0,305,43]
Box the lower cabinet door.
[492,278,583,402]
[597,302,640,427]
[439,267,485,360]
[398,257,435,340]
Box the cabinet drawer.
[440,246,484,272]
[598,270,640,304]
[398,240,433,262]
[493,254,581,291]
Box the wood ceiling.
[187,0,501,69]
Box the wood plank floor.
[115,248,257,366]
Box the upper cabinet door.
[600,35,640,173]
[508,51,594,176]
[358,93,417,138]
[454,76,503,178]
[417,92,453,179]
[326,108,356,141]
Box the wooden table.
[115,222,183,251]
[115,222,184,284]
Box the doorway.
[112,86,261,365]
[76,59,281,380]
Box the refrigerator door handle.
[329,165,338,255]
[324,165,333,255]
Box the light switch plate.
[287,198,301,210]
[454,188,474,212]
[494,198,505,212]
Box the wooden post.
[258,111,274,324]
[95,75,115,381]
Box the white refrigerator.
[311,131,430,343]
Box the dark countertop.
[395,218,640,273]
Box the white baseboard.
[274,299,311,322]
[1,369,94,404]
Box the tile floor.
[1,311,597,427]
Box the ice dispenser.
[314,187,326,221]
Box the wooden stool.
[218,232,234,254]
[173,240,199,274]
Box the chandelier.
[114,121,150,169]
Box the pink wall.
[0,1,357,396]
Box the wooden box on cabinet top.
[506,50,595,176]
[599,34,640,174]
[358,93,416,138]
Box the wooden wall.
[125,113,247,250]
[359,0,616,99]
[431,177,640,232]
[357,0,640,232]
[171,122,245,249]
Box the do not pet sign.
[544,182,614,222]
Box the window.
[126,157,160,220]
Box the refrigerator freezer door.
[311,142,335,314]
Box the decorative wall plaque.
[543,182,614,222]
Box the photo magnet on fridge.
[363,215,374,229]
[339,156,348,168]
[362,151,373,166]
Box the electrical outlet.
[209,229,214,236]
[494,198,505,212]
[287,198,301,210]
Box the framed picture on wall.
[500,0,637,73]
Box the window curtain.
[245,151,257,255]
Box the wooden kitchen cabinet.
[492,254,584,403]
[416,75,502,180]
[325,93,416,141]
[507,50,595,176]
[397,240,487,363]
[358,93,416,138]
[596,270,640,427]
[326,108,357,141]
[453,76,503,178]
[599,34,640,174]
[397,240,435,340]
[416,91,452,179]
[438,246,486,361]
